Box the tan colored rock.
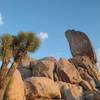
[65,29,97,63]
[24,77,61,100]
[57,82,84,100]
[31,57,56,80]
[30,57,56,69]
[78,67,96,91]
[39,56,57,63]
[56,58,82,84]
[80,80,93,91]
[69,56,100,88]
[4,70,25,100]
[30,60,38,69]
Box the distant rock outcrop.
[3,29,100,100]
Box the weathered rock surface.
[39,57,57,63]
[69,56,100,88]
[4,70,25,100]
[31,57,56,80]
[18,67,32,79]
[57,82,84,100]
[65,30,97,63]
[24,77,61,100]
[78,67,96,91]
[56,58,82,84]
[80,80,94,91]
[84,91,100,100]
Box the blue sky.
[0,0,100,60]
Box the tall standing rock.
[65,30,97,63]
[65,29,100,88]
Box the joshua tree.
[0,34,14,100]
[0,32,40,100]
[0,34,13,83]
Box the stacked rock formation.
[4,30,100,100]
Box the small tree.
[0,32,40,100]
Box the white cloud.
[38,32,48,42]
[0,13,4,25]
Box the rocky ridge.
[4,30,100,100]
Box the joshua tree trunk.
[0,58,9,88]
[0,62,18,100]
[0,65,8,84]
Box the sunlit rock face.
[4,70,25,100]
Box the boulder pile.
[4,30,100,100]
